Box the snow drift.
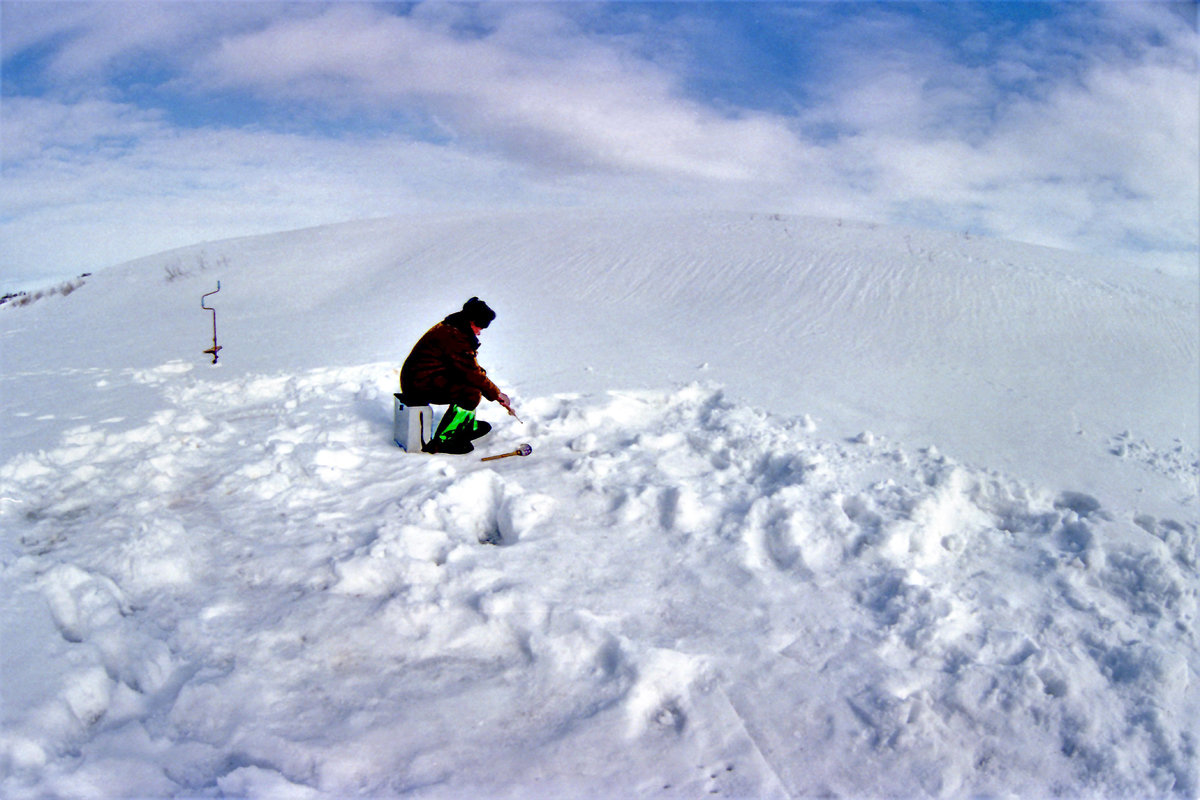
[1,211,1196,798]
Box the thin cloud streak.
[194,4,808,181]
[1,2,1196,286]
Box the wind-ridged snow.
[1,211,1196,798]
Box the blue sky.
[2,1,1197,287]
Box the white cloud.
[776,3,1198,272]
[0,1,290,83]
[191,4,808,182]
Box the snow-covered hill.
[1,211,1196,798]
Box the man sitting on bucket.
[400,297,517,454]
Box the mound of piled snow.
[1,211,1196,797]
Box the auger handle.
[481,443,533,462]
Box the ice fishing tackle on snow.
[201,281,222,364]
[481,443,533,462]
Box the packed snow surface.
[1,211,1197,798]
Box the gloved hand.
[497,392,520,420]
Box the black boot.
[424,405,490,454]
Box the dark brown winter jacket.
[400,312,500,408]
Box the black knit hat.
[462,297,495,328]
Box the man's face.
[470,322,482,336]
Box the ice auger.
[201,281,222,364]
